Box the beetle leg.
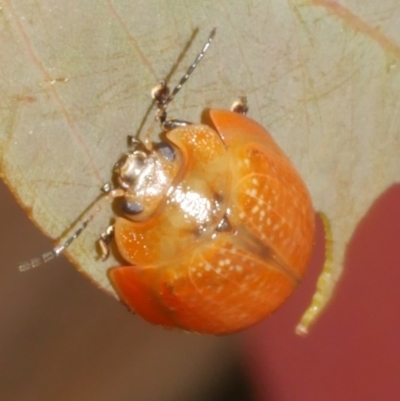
[99,225,115,261]
[151,80,169,124]
[151,83,193,131]
[231,97,248,115]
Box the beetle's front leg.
[151,80,169,124]
[99,225,115,261]
[151,80,193,131]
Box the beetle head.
[114,141,180,221]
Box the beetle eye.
[121,200,143,215]
[155,142,175,161]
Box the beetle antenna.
[167,27,216,104]
[18,187,125,272]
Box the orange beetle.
[110,108,315,334]
[106,29,314,334]
[20,29,315,335]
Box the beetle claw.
[99,225,115,261]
